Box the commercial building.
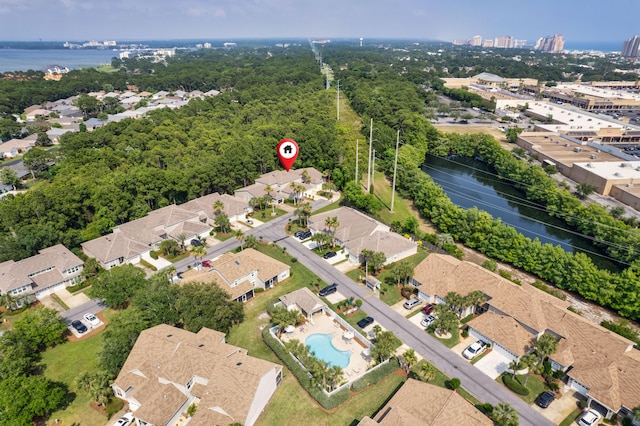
[535,34,565,52]
[621,35,640,58]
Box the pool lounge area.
[280,312,372,379]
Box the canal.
[422,154,620,271]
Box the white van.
[403,298,421,310]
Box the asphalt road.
[174,205,552,426]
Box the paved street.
[172,204,553,426]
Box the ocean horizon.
[0,48,118,73]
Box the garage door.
[492,342,518,361]
[569,377,589,397]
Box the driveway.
[473,349,513,379]
[532,389,582,425]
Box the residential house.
[0,134,37,158]
[25,108,53,121]
[309,207,417,265]
[179,248,290,302]
[81,193,250,269]
[0,244,83,300]
[112,324,282,426]
[279,287,328,324]
[358,379,492,426]
[410,254,640,420]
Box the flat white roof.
[573,161,640,180]
[555,83,640,101]
[527,101,638,132]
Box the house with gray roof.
[0,244,83,300]
[179,248,290,303]
[112,324,282,426]
[81,193,250,270]
[279,287,327,324]
[309,207,417,266]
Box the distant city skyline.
[0,0,638,45]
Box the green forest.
[1,42,639,319]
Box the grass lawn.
[312,199,341,215]
[426,329,460,348]
[256,370,406,426]
[41,332,108,425]
[497,372,547,405]
[369,171,435,234]
[253,207,288,223]
[559,408,582,426]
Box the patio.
[280,312,373,380]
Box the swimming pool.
[305,333,351,368]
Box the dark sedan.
[535,391,556,408]
[71,320,87,334]
[357,316,374,329]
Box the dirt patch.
[434,125,508,143]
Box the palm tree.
[245,235,258,249]
[419,361,436,382]
[189,245,207,265]
[444,291,464,318]
[235,229,245,250]
[435,233,454,249]
[401,349,417,374]
[289,181,299,205]
[165,265,177,282]
[213,200,224,215]
[492,402,519,426]
[177,233,187,251]
[535,333,559,363]
[463,290,486,316]
[75,371,112,408]
[522,353,542,385]
[508,359,521,379]
[327,365,344,391]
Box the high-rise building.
[622,35,640,57]
[494,36,513,48]
[535,34,564,52]
[470,35,483,47]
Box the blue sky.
[0,0,638,44]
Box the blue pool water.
[305,333,351,368]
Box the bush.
[502,375,530,396]
[530,280,567,301]
[139,259,157,271]
[255,288,265,293]
[350,358,399,392]
[262,327,349,409]
[355,299,363,308]
[66,281,91,293]
[478,403,493,416]
[481,260,497,272]
[149,250,159,260]
[291,257,298,263]
[461,328,469,338]
[447,378,461,390]
[577,400,588,410]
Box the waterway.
[0,49,118,73]
[422,154,620,271]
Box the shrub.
[447,378,461,391]
[66,281,91,293]
[498,270,512,280]
[461,328,469,338]
[355,299,363,308]
[255,288,265,293]
[139,259,157,271]
[577,400,588,410]
[350,358,399,392]
[481,259,497,272]
[478,403,494,416]
[530,280,567,301]
[149,250,159,260]
[291,257,298,263]
[502,375,530,396]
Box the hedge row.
[262,327,350,409]
[502,374,529,396]
[350,358,399,392]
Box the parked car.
[294,230,306,237]
[115,412,134,426]
[71,320,87,334]
[298,230,312,240]
[201,259,211,268]
[246,218,254,225]
[421,314,436,328]
[462,340,487,360]
[322,251,337,259]
[422,303,435,314]
[357,316,374,329]
[319,283,338,296]
[577,409,601,426]
[190,238,203,247]
[535,391,556,408]
[403,298,421,310]
[83,313,100,327]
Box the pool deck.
[281,313,373,379]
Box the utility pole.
[336,80,340,120]
[355,139,359,183]
[391,130,400,213]
[372,149,376,186]
[367,119,373,193]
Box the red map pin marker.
[277,138,299,171]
